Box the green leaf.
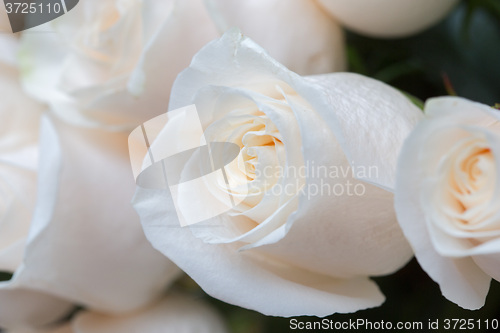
[399,90,425,110]
[346,45,368,75]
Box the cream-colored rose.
[134,30,423,317]
[0,35,179,331]
[8,294,228,333]
[20,0,219,129]
[0,35,73,330]
[205,0,345,74]
[20,0,345,130]
[317,0,459,38]
[395,97,500,309]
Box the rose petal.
[0,43,42,166]
[303,73,423,191]
[254,87,414,277]
[0,287,73,330]
[134,187,385,317]
[0,42,42,273]
[473,254,500,282]
[11,116,180,313]
[169,29,300,111]
[20,0,219,130]
[73,293,228,333]
[425,96,500,131]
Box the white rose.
[1,35,73,330]
[20,0,346,130]
[0,36,179,330]
[20,0,220,129]
[317,0,459,38]
[133,30,423,317]
[204,0,345,74]
[8,294,228,333]
[395,96,500,309]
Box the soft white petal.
[134,187,385,317]
[0,162,37,271]
[169,29,300,111]
[473,254,500,282]
[425,96,500,130]
[73,293,228,333]
[317,0,459,38]
[19,25,73,119]
[258,175,412,277]
[206,0,345,75]
[171,32,422,192]
[79,0,220,129]
[0,44,42,162]
[303,73,423,191]
[11,116,180,313]
[20,0,219,130]
[0,40,43,272]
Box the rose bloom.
[133,30,424,317]
[0,35,180,331]
[395,97,500,309]
[19,0,345,130]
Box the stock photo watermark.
[289,318,500,331]
[1,0,79,33]
[128,105,243,228]
[255,162,378,199]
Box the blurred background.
[346,0,500,106]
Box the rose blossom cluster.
[1,0,494,332]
